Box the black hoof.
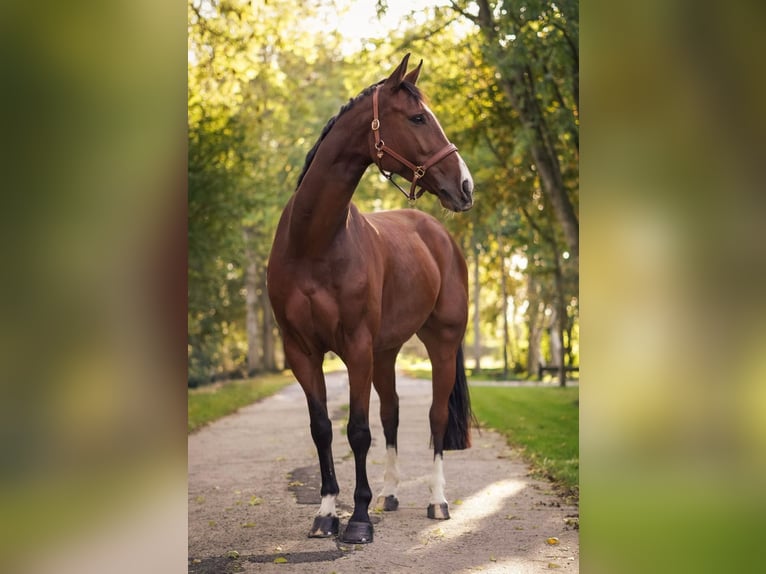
[376,494,399,511]
[427,502,450,520]
[309,515,339,538]
[341,520,374,544]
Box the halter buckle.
[371,118,380,131]
[414,166,426,179]
[375,139,385,159]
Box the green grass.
[470,385,579,496]
[188,372,296,433]
[402,365,578,383]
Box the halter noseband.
[371,85,458,201]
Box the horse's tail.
[442,346,474,450]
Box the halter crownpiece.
[371,85,459,201]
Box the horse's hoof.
[427,502,450,520]
[376,494,399,511]
[309,515,339,538]
[341,520,374,544]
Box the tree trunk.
[549,307,566,387]
[500,251,510,378]
[527,308,543,380]
[243,227,261,375]
[497,73,579,262]
[529,139,579,263]
[526,274,542,379]
[261,277,277,371]
[548,241,568,388]
[565,319,574,368]
[472,242,482,373]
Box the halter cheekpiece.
[371,85,458,201]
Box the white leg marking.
[377,446,400,499]
[429,454,447,505]
[317,494,337,517]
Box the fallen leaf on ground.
[274,556,288,564]
[546,537,560,545]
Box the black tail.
[442,347,475,450]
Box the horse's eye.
[409,114,426,125]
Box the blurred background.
[0,0,764,572]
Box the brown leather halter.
[371,84,459,201]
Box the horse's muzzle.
[438,185,473,212]
[460,178,474,210]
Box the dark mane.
[295,80,424,189]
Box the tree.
[188,0,360,381]
[449,0,579,263]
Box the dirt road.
[188,372,579,573]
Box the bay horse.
[267,54,474,544]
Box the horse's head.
[370,54,474,212]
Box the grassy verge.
[403,366,578,383]
[470,385,579,498]
[188,372,295,433]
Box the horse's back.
[364,209,466,280]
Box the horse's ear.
[383,53,411,91]
[403,59,422,85]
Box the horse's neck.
[288,111,371,255]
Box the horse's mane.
[295,80,424,189]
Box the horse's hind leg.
[426,345,458,520]
[372,346,401,512]
[419,328,470,521]
[283,337,339,538]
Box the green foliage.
[470,385,579,493]
[188,372,295,433]
[188,0,353,380]
[187,0,579,381]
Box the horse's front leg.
[307,393,341,537]
[283,337,339,538]
[341,343,375,544]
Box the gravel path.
[188,372,579,573]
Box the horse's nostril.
[462,179,473,197]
